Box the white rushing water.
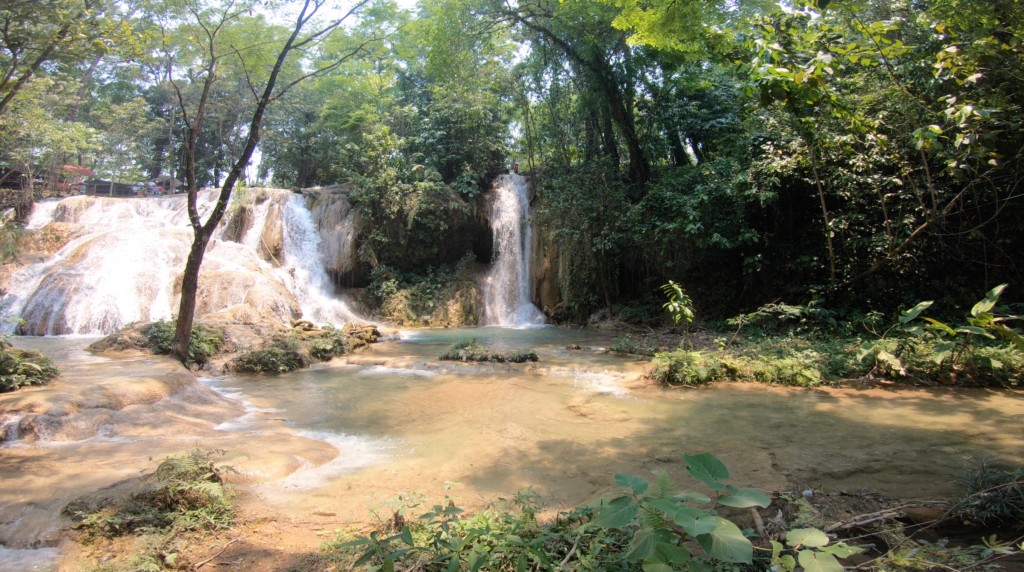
[482,174,545,326]
[0,190,359,335]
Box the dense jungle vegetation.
[2,0,1023,323]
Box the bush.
[955,461,1024,526]
[70,449,234,539]
[0,339,59,392]
[438,339,538,363]
[230,334,307,374]
[143,320,226,365]
[612,334,656,356]
[649,346,827,387]
[308,326,351,361]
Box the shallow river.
[3,327,1024,568]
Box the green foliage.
[438,339,539,363]
[307,326,351,362]
[229,333,307,374]
[366,255,479,326]
[955,461,1024,526]
[660,280,695,326]
[590,452,789,568]
[770,528,862,572]
[71,449,234,539]
[612,334,656,356]
[727,300,838,337]
[326,487,630,571]
[326,453,808,572]
[649,345,829,387]
[143,320,225,366]
[0,218,22,262]
[0,338,59,393]
[858,285,1024,385]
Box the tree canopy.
[2,0,1022,322]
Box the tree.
[168,0,381,362]
[0,0,137,119]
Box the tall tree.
[168,0,381,362]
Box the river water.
[2,328,1024,568]
[213,327,1024,518]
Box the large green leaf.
[923,317,957,336]
[695,517,753,563]
[717,485,771,508]
[594,495,639,528]
[899,300,933,324]
[643,541,692,572]
[684,453,729,490]
[616,472,650,495]
[786,528,830,548]
[674,507,718,536]
[956,325,995,339]
[645,498,682,518]
[971,284,1007,317]
[625,527,657,562]
[798,549,844,572]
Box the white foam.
[266,430,394,491]
[356,365,436,378]
[199,378,282,431]
[572,371,630,397]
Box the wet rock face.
[306,188,363,287]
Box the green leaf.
[955,325,994,338]
[899,301,933,324]
[923,317,957,336]
[594,496,640,528]
[718,485,771,508]
[786,528,830,548]
[696,517,753,564]
[674,507,718,536]
[643,541,691,572]
[971,284,1007,317]
[930,341,957,364]
[820,542,863,558]
[616,472,650,495]
[645,498,682,517]
[625,527,657,562]
[684,453,729,490]
[798,549,844,572]
[401,525,413,546]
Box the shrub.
[612,334,656,356]
[649,346,827,387]
[438,339,538,363]
[327,453,860,572]
[649,350,725,385]
[955,461,1024,526]
[308,326,351,361]
[230,334,307,374]
[70,449,234,539]
[0,339,59,392]
[143,320,226,365]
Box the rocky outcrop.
[305,186,363,286]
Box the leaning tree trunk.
[170,230,213,361]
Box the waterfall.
[482,174,546,327]
[276,195,358,325]
[0,190,360,335]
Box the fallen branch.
[196,538,241,569]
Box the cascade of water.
[0,190,360,335]
[277,195,359,325]
[482,174,546,327]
